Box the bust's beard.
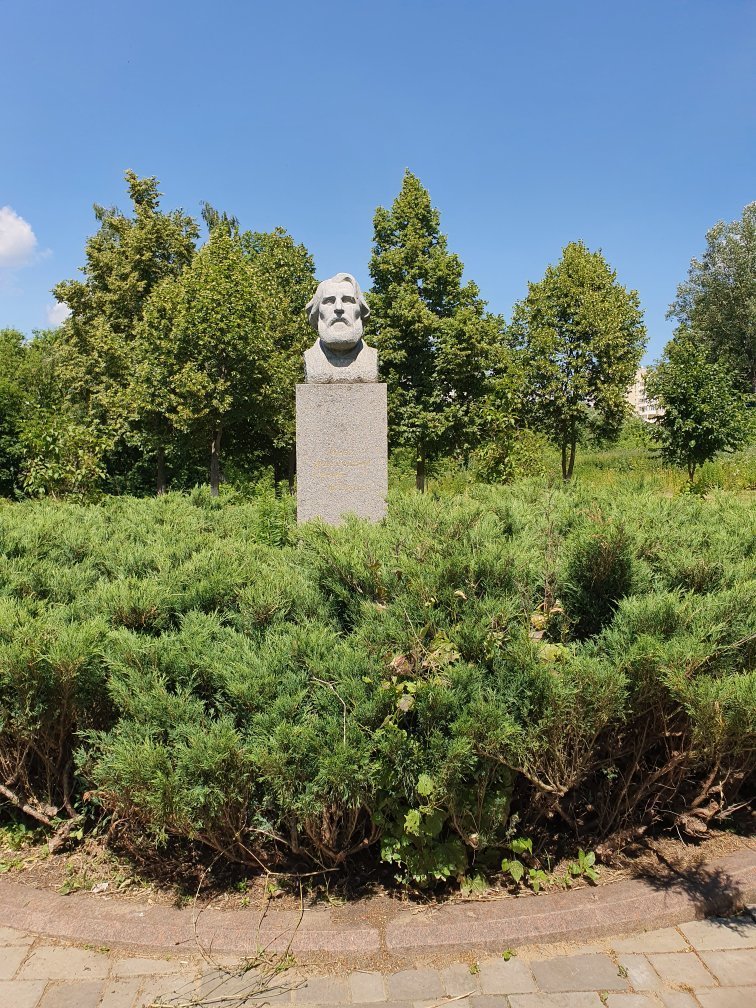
[318,319,363,353]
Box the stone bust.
[304,272,378,383]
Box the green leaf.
[416,773,435,797]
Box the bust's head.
[305,273,370,353]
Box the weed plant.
[0,478,753,886]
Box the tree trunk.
[287,447,296,495]
[561,428,577,480]
[416,444,426,493]
[210,425,222,497]
[566,437,577,480]
[156,446,167,497]
[688,458,697,483]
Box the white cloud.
[0,206,38,267]
[46,301,71,327]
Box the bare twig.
[0,782,54,827]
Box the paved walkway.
[1,909,754,1008]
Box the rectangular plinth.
[296,383,388,524]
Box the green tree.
[510,241,646,479]
[645,327,748,482]
[53,170,198,491]
[0,329,26,496]
[242,227,316,490]
[368,170,504,491]
[15,329,110,499]
[669,203,756,395]
[164,226,268,495]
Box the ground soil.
[1,820,753,919]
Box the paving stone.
[698,948,756,986]
[531,953,629,993]
[680,915,756,950]
[508,994,605,1007]
[604,996,657,1008]
[657,993,699,1008]
[138,972,200,1006]
[111,956,187,978]
[0,926,35,946]
[193,963,294,1003]
[440,963,480,996]
[39,980,104,1008]
[19,945,110,980]
[386,969,444,1000]
[616,954,662,990]
[291,973,351,1002]
[648,951,718,988]
[696,989,756,1008]
[478,956,537,994]
[350,969,387,1001]
[97,978,143,1008]
[611,928,689,954]
[0,944,29,979]
[469,997,510,1008]
[0,978,47,1008]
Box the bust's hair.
[305,273,371,331]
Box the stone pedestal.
[296,383,388,524]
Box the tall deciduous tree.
[242,227,315,490]
[510,241,646,479]
[167,226,267,495]
[368,170,503,491]
[669,203,756,395]
[53,171,198,488]
[0,329,26,496]
[645,327,748,482]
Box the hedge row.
[0,483,754,883]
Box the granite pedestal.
[295,383,388,524]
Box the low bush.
[0,481,753,884]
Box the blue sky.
[2,0,755,362]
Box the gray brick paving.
[696,989,756,1008]
[657,992,700,1008]
[111,956,186,978]
[0,978,47,1008]
[679,914,756,950]
[19,945,110,981]
[440,963,479,996]
[604,995,657,1008]
[698,948,756,986]
[349,970,387,1002]
[385,968,444,1000]
[0,914,755,1008]
[611,928,690,954]
[508,994,606,1007]
[97,978,143,1008]
[40,981,105,1008]
[616,954,663,991]
[531,953,629,993]
[0,943,30,978]
[478,956,537,994]
[292,974,351,1002]
[648,950,718,988]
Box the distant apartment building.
[626,367,664,422]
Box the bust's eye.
[342,295,356,303]
[322,296,335,304]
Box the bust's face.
[317,279,363,352]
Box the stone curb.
[0,849,752,959]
